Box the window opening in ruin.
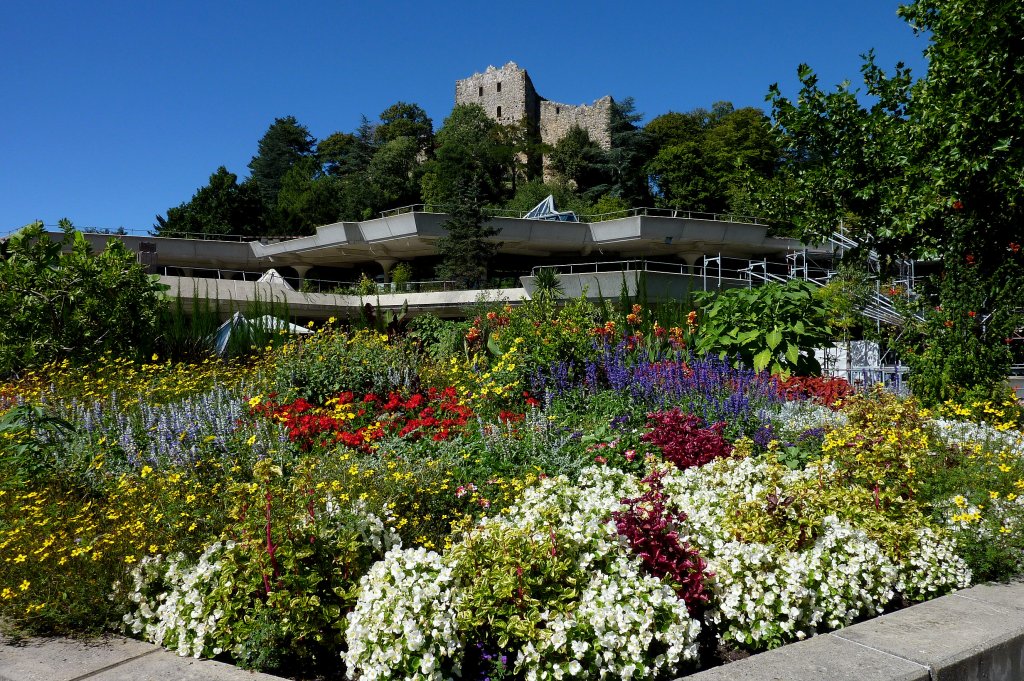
[478,86,483,97]
[556,107,560,114]
[497,82,502,92]
[496,106,502,118]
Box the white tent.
[211,312,312,355]
[256,268,295,290]
[523,195,578,222]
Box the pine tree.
[435,180,500,289]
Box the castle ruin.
[455,62,613,155]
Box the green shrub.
[692,280,832,376]
[272,328,420,404]
[0,221,163,377]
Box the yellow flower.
[19,580,30,591]
[13,554,27,563]
[151,354,159,362]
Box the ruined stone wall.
[455,63,612,182]
[538,96,613,150]
[454,62,539,126]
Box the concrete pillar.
[679,252,703,275]
[292,265,312,287]
[375,258,398,283]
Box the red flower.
[952,200,964,211]
[944,320,954,328]
[968,311,977,318]
[966,255,975,265]
[1010,242,1021,253]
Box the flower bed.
[1,305,1022,679]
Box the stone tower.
[455,62,612,152]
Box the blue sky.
[1,1,928,234]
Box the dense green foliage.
[646,103,778,214]
[692,280,833,376]
[755,0,1024,403]
[434,181,500,288]
[0,221,163,377]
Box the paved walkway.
[0,634,284,681]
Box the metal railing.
[530,259,692,276]
[158,267,462,295]
[379,204,767,225]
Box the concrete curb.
[684,581,1024,681]
[3,582,1023,681]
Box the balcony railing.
[378,204,767,225]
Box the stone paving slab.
[85,650,285,680]
[684,632,931,681]
[834,589,1024,681]
[951,579,1024,612]
[0,635,156,681]
[0,634,284,681]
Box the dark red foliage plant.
[641,408,732,470]
[773,374,854,409]
[613,471,709,615]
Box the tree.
[434,180,500,289]
[155,166,265,237]
[645,104,778,213]
[318,130,375,178]
[248,116,316,208]
[0,221,163,376]
[547,126,607,197]
[376,101,434,154]
[755,0,1024,402]
[421,104,512,207]
[593,97,655,205]
[366,136,423,210]
[274,157,344,234]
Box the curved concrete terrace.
[250,210,810,271]
[161,275,526,320]
[33,209,825,281]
